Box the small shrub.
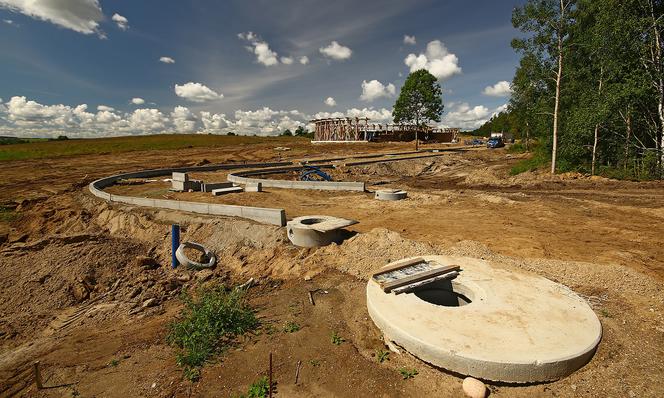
[0,206,17,223]
[331,332,345,345]
[283,321,300,333]
[510,150,548,175]
[234,376,270,398]
[376,349,390,363]
[167,285,258,381]
[108,359,119,367]
[507,142,527,153]
[309,359,321,367]
[399,367,418,379]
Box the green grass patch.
[510,150,549,175]
[0,206,18,223]
[331,331,345,345]
[167,285,259,381]
[398,367,418,379]
[0,134,306,161]
[283,321,300,333]
[376,348,390,363]
[507,142,527,154]
[234,376,270,398]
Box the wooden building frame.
[310,117,459,143]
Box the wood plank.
[392,271,459,295]
[371,257,426,278]
[381,264,460,293]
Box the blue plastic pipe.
[171,224,180,268]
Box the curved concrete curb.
[228,166,366,191]
[176,241,216,270]
[367,255,602,383]
[89,162,289,226]
[286,215,358,247]
[375,189,407,201]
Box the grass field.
[0,134,304,161]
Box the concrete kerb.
[88,161,292,226]
[227,166,366,192]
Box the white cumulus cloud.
[159,56,175,64]
[324,97,336,107]
[440,102,506,130]
[131,97,145,105]
[404,40,461,80]
[319,41,352,60]
[171,106,196,133]
[174,82,223,103]
[280,56,293,65]
[360,80,396,102]
[97,105,114,112]
[0,0,104,36]
[483,81,513,97]
[111,13,128,30]
[299,56,309,65]
[238,31,280,66]
[403,35,416,45]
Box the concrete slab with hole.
[366,255,602,383]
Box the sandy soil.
[0,140,663,397]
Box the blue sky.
[0,0,524,137]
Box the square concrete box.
[172,172,189,182]
[171,180,186,191]
[245,182,263,192]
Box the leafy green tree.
[512,0,576,174]
[294,126,307,136]
[393,69,444,149]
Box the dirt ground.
[0,139,663,397]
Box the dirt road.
[0,140,662,397]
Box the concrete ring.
[175,241,217,270]
[375,189,408,201]
[367,255,602,383]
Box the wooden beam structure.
[310,117,459,143]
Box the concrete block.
[202,182,234,192]
[171,180,186,191]
[172,172,189,182]
[245,182,262,192]
[212,186,243,196]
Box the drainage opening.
[413,279,472,307]
[300,218,325,225]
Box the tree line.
[477,0,664,179]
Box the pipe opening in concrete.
[300,218,325,225]
[413,280,472,307]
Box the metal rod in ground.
[308,291,315,306]
[33,361,43,389]
[295,360,302,385]
[269,352,273,398]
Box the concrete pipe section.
[375,189,408,201]
[366,255,602,383]
[286,215,358,247]
[175,242,217,270]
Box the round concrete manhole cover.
[366,255,602,383]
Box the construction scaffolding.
[310,117,459,143]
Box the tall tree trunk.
[625,110,632,169]
[552,34,563,174]
[551,0,566,175]
[592,123,600,175]
[525,121,530,151]
[415,114,420,151]
[647,0,664,172]
[591,70,604,176]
